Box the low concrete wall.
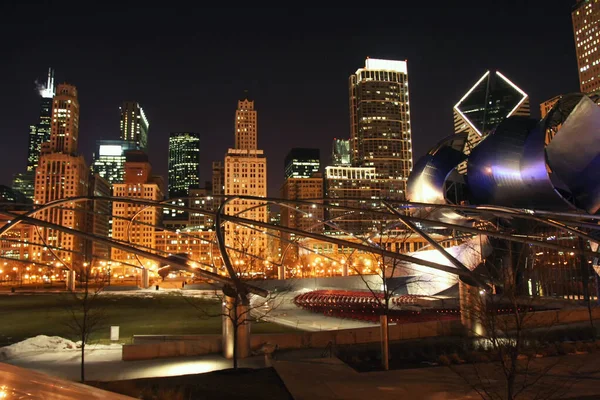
[123,335,222,361]
[122,319,461,361]
[122,307,600,361]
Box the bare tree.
[62,262,106,382]
[447,234,588,400]
[349,221,426,370]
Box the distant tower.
[49,84,80,154]
[168,132,200,197]
[573,0,600,93]
[284,148,320,179]
[349,57,413,200]
[331,138,350,166]
[235,92,257,150]
[119,101,149,151]
[27,68,55,171]
[91,139,141,185]
[33,82,88,269]
[453,70,529,158]
[224,94,267,259]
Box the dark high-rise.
[27,68,55,172]
[453,70,529,168]
[120,101,149,151]
[284,148,320,179]
[349,57,413,200]
[168,132,200,197]
[331,138,350,166]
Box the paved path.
[273,352,600,400]
[4,346,265,382]
[252,293,377,331]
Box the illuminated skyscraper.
[280,172,323,235]
[284,148,320,179]
[119,101,149,151]
[12,68,55,200]
[453,70,529,161]
[28,68,55,172]
[349,57,413,200]
[33,83,89,269]
[573,0,600,93]
[91,140,140,185]
[112,151,163,274]
[224,95,267,260]
[168,132,200,197]
[235,95,257,150]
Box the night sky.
[0,2,579,197]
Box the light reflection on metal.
[546,95,600,213]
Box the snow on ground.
[0,335,122,361]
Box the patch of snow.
[0,335,77,361]
[0,336,124,361]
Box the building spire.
[40,67,55,99]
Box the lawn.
[0,293,296,346]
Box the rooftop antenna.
[40,68,55,98]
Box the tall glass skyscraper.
[119,101,149,151]
[168,132,200,197]
[349,57,413,200]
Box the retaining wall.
[122,307,600,361]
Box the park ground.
[0,291,296,346]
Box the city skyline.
[0,2,579,197]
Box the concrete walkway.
[273,352,600,400]
[4,346,265,382]
[252,292,377,331]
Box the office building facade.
[573,0,600,93]
[33,83,89,269]
[284,148,320,179]
[168,132,200,197]
[120,101,149,151]
[91,140,140,186]
[349,58,413,200]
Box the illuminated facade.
[119,101,149,151]
[12,172,35,201]
[331,138,351,166]
[280,173,324,235]
[573,0,600,93]
[453,70,529,173]
[87,174,111,263]
[324,166,382,234]
[540,95,562,119]
[111,151,163,273]
[91,140,140,185]
[224,96,268,260]
[168,132,200,197]
[235,97,257,150]
[154,229,219,272]
[33,83,89,269]
[349,57,413,200]
[284,148,320,179]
